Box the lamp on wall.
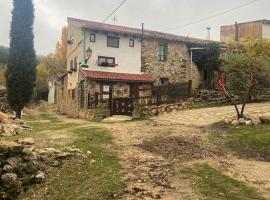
[85,47,93,63]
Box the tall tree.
[6,0,36,118]
[55,26,68,71]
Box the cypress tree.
[6,0,36,118]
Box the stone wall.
[57,75,79,117]
[141,38,201,89]
[142,101,192,116]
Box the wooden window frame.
[129,39,134,47]
[98,56,116,67]
[71,89,75,99]
[158,43,168,61]
[70,59,73,70]
[90,33,96,43]
[74,57,77,71]
[107,36,119,48]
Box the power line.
[102,0,129,24]
[163,0,261,32]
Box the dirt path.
[96,102,270,199]
[39,102,270,199]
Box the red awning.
[80,69,155,83]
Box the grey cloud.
[0,0,269,55]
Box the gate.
[112,97,134,116]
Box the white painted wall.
[66,24,142,89]
[67,24,84,89]
[262,24,270,39]
[85,31,142,74]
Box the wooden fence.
[153,80,192,105]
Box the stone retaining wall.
[142,101,192,116]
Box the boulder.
[259,115,270,124]
[33,171,46,184]
[0,141,23,155]
[238,118,245,125]
[252,118,261,126]
[1,173,18,188]
[245,120,253,126]
[0,112,9,122]
[231,119,239,126]
[18,137,35,145]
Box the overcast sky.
[0,0,269,55]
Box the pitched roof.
[68,17,213,45]
[80,69,155,83]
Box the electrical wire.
[101,0,129,24]
[162,0,261,31]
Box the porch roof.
[80,69,155,83]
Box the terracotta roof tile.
[68,17,214,44]
[80,69,155,83]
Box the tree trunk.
[16,109,21,119]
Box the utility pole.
[235,21,239,41]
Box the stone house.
[220,19,270,43]
[57,17,213,119]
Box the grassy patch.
[20,127,124,200]
[181,164,265,200]
[11,109,125,199]
[211,124,270,161]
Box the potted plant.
[132,100,141,119]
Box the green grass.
[15,109,125,199]
[211,124,270,161]
[181,164,265,200]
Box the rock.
[23,152,37,161]
[245,120,253,126]
[259,115,270,124]
[34,171,46,183]
[0,124,17,136]
[252,118,261,126]
[18,137,35,145]
[6,157,22,168]
[0,141,23,155]
[23,145,35,154]
[238,118,245,124]
[3,165,13,173]
[231,120,239,126]
[55,152,72,160]
[44,148,61,154]
[1,173,18,187]
[0,112,9,122]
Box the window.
[70,59,73,70]
[98,56,115,67]
[107,36,119,48]
[90,33,95,42]
[129,39,134,47]
[160,77,169,85]
[74,57,77,71]
[158,44,167,61]
[71,89,75,99]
